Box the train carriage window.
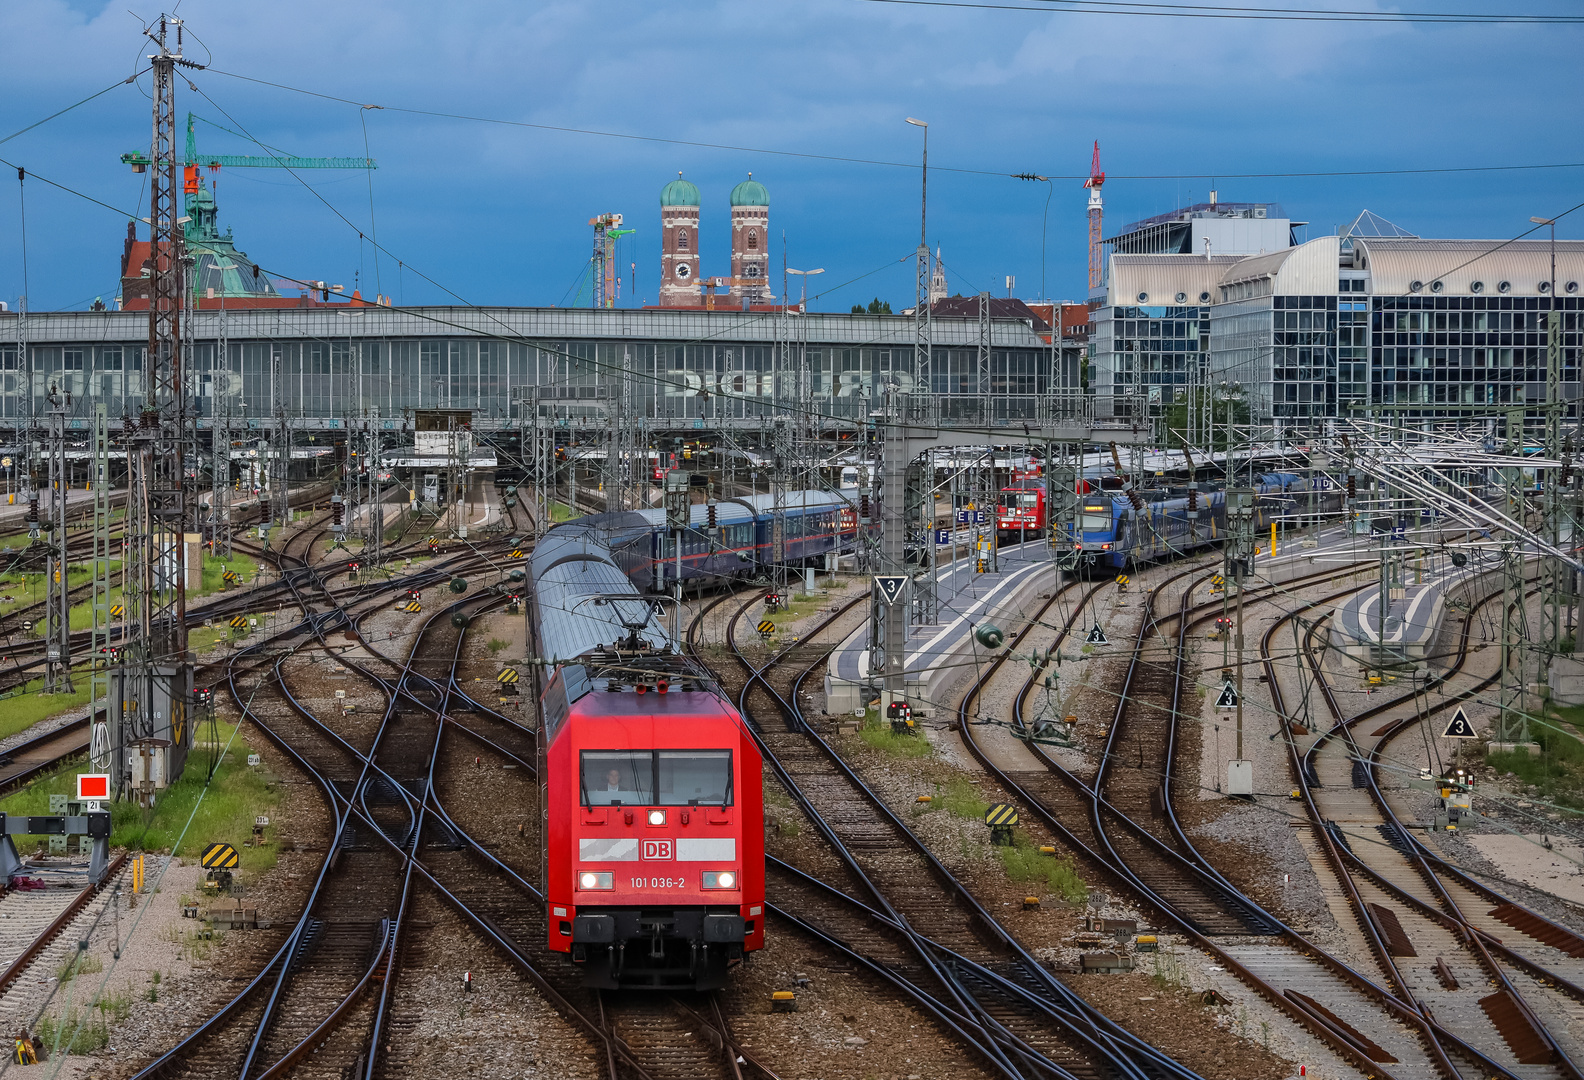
[658,750,733,806]
[581,751,655,806]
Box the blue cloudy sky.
[1,0,1580,314]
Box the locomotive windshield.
[580,751,655,806]
[1004,493,1038,506]
[580,749,733,807]
[1080,506,1114,532]
[658,750,733,805]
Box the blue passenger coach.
[584,491,863,593]
[1067,472,1338,572]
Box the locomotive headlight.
[702,871,738,890]
[578,871,614,891]
[647,809,667,826]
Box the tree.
[867,298,893,315]
[1160,387,1251,453]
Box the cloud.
[0,0,1579,312]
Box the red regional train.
[530,520,765,990]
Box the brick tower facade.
[729,175,771,307]
[659,173,701,308]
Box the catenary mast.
[118,13,201,801]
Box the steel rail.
[970,559,1527,1080]
[1263,580,1544,1080]
[1295,579,1584,1074]
[0,850,129,995]
[126,500,541,1077]
[956,561,1437,1080]
[703,584,1182,1080]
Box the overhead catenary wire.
[198,65,1584,183]
[857,0,1584,22]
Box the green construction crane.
[121,112,377,172]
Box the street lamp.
[786,267,825,312]
[1014,173,1053,303]
[1531,216,1557,299]
[905,118,928,248]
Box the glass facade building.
[0,307,1066,432]
[1096,231,1584,435]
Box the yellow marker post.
[1271,522,1278,557]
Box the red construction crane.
[1084,141,1104,293]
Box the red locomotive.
[531,521,764,989]
[996,480,1047,539]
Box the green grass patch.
[856,714,933,759]
[0,673,94,742]
[1488,710,1584,811]
[937,777,989,819]
[487,638,509,656]
[760,589,837,634]
[56,952,102,983]
[0,720,281,872]
[550,501,579,522]
[0,572,48,619]
[997,831,1088,904]
[34,1007,110,1055]
[189,625,228,654]
[199,551,259,596]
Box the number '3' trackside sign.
[874,575,907,605]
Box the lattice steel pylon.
[210,297,231,558]
[89,405,113,772]
[42,387,72,692]
[116,14,201,800]
[272,343,290,529]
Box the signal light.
[887,700,914,733]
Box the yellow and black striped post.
[985,803,1019,846]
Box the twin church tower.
[658,173,774,309]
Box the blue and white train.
[1065,472,1342,572]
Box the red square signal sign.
[77,774,111,800]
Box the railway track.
[937,550,1575,1080]
[122,501,535,1077]
[1279,568,1584,1074]
[689,581,1214,1080]
[129,496,764,1079]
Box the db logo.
[641,840,674,861]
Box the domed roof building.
[729,174,772,307]
[660,176,701,207]
[119,180,282,309]
[655,172,775,308]
[729,177,769,208]
[183,184,282,301]
[659,173,702,308]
